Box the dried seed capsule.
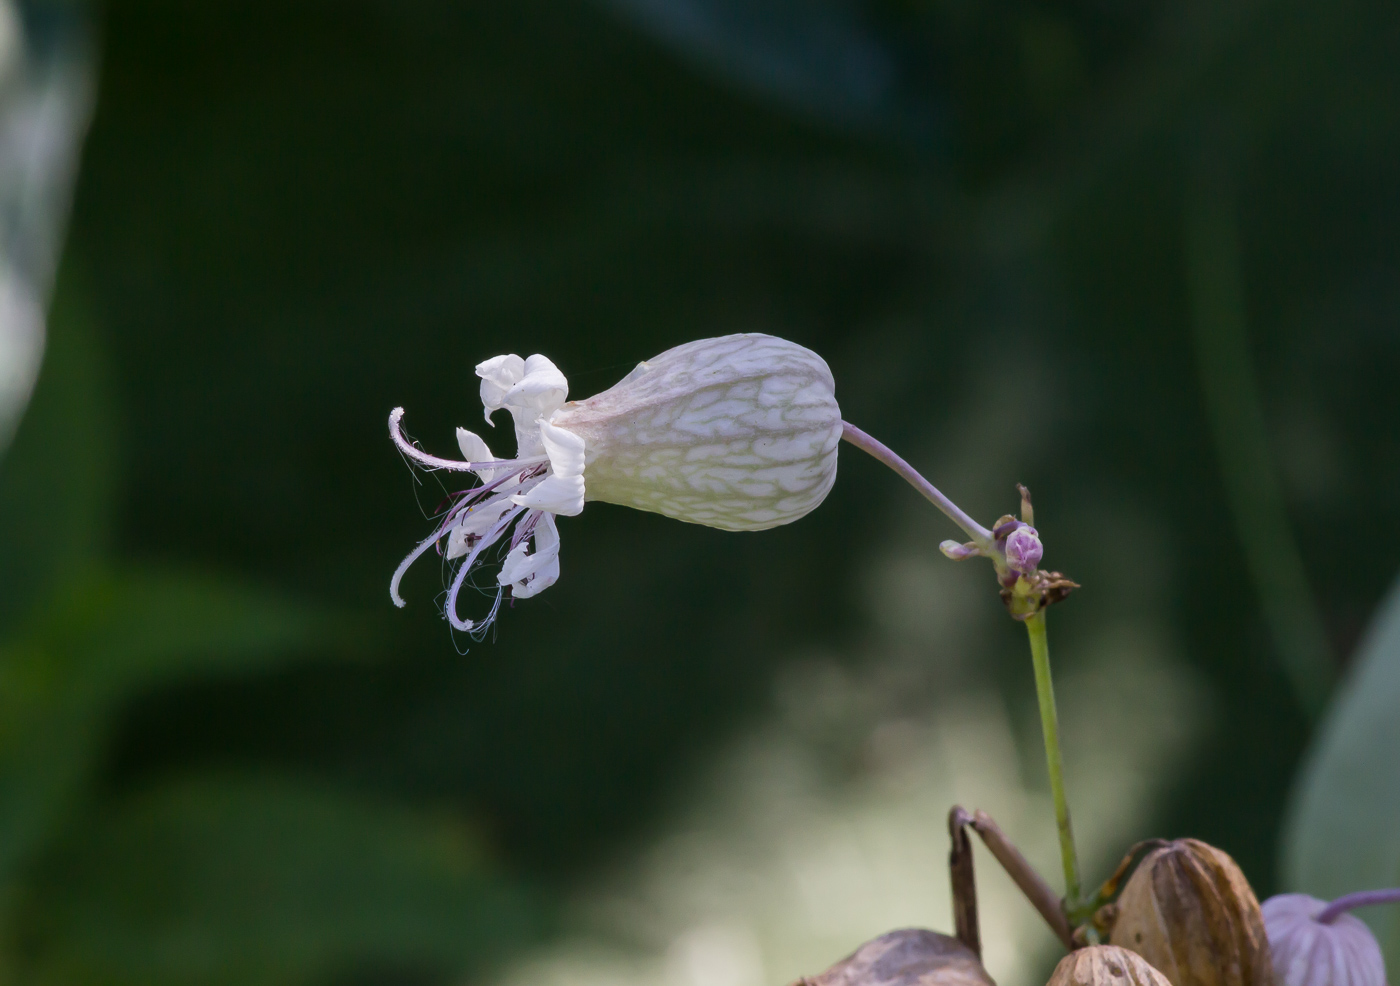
[792,928,996,986]
[1108,838,1273,986]
[1046,945,1172,986]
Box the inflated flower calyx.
[790,929,995,986]
[1262,893,1387,986]
[1046,946,1172,986]
[1107,839,1273,986]
[553,333,843,532]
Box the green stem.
[1027,609,1081,910]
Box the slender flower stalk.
[1028,609,1081,908]
[839,422,992,547]
[841,421,1083,911]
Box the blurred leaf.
[0,279,113,633]
[15,774,542,986]
[597,0,940,139]
[0,566,333,884]
[29,566,335,695]
[1282,573,1400,964]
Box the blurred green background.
[3,0,1400,983]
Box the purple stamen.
[390,526,450,607]
[389,406,560,631]
[509,511,542,551]
[432,489,474,515]
[1316,889,1400,925]
[443,504,525,632]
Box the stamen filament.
[390,523,455,607]
[390,407,546,473]
[443,504,525,631]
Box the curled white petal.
[505,354,569,414]
[539,417,585,477]
[481,354,570,458]
[512,473,585,516]
[476,353,525,422]
[498,515,561,599]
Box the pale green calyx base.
[553,333,843,531]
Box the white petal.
[510,554,559,598]
[455,427,506,481]
[456,427,492,462]
[487,355,570,458]
[496,542,529,584]
[511,473,584,516]
[538,418,585,478]
[502,355,569,420]
[499,515,561,599]
[533,511,560,551]
[497,533,560,587]
[476,354,525,422]
[445,493,517,558]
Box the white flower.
[389,333,843,634]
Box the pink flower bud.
[1005,524,1043,574]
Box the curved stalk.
[840,422,992,546]
[1316,888,1400,924]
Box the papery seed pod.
[1262,893,1387,986]
[1108,839,1273,986]
[1046,945,1172,986]
[792,928,996,986]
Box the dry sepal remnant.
[1046,946,1171,986]
[790,928,995,986]
[1107,839,1273,986]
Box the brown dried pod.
[1107,838,1273,986]
[792,928,996,986]
[1046,945,1172,986]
